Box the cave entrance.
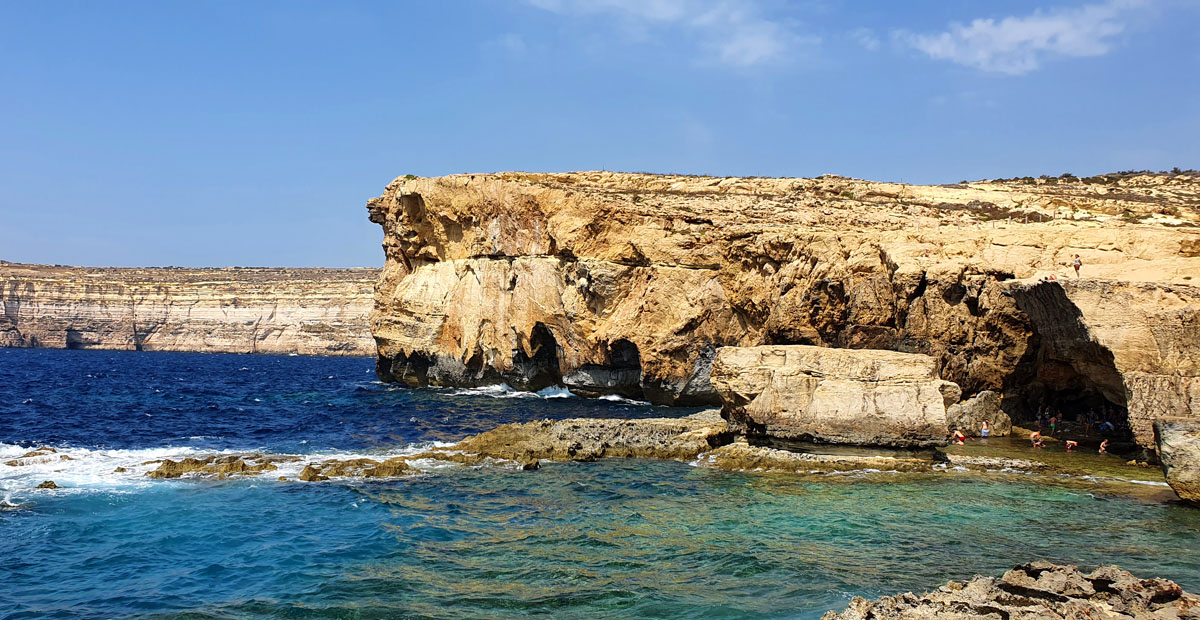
[562,338,645,400]
[507,323,563,392]
[1004,282,1134,447]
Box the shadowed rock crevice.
[1008,281,1131,439]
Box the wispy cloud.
[525,0,815,68]
[850,27,880,52]
[899,0,1144,74]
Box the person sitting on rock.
[980,420,990,438]
[951,429,967,445]
[1099,439,1109,454]
[1065,440,1078,451]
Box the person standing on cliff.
[1073,254,1082,276]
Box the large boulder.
[946,390,1012,437]
[711,345,957,449]
[1154,417,1200,504]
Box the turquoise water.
[3,350,1199,619]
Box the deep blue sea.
[2,349,1199,620]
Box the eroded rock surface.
[0,262,378,356]
[367,171,1200,447]
[947,390,1011,437]
[711,345,955,449]
[822,562,1200,619]
[1155,417,1200,503]
[421,410,733,464]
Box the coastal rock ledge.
[822,562,1199,620]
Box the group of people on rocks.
[948,397,1124,456]
[1034,403,1125,437]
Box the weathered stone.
[145,455,287,479]
[35,480,58,489]
[416,410,732,464]
[946,390,1012,437]
[711,345,955,448]
[821,562,1200,619]
[298,465,328,482]
[1155,417,1200,503]
[0,262,377,356]
[366,171,1200,446]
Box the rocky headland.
[366,171,1198,450]
[0,262,379,356]
[365,170,1200,502]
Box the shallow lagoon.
[3,349,1198,619]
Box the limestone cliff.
[367,171,1200,447]
[1,262,378,356]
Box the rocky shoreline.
[822,562,1200,619]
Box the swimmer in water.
[1030,430,1044,448]
[951,429,967,445]
[1065,440,1078,451]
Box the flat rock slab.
[712,345,957,449]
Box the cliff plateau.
[1,262,379,356]
[367,171,1200,448]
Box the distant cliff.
[367,171,1200,448]
[0,262,379,356]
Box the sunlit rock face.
[0,262,378,356]
[710,345,956,449]
[1155,417,1200,503]
[367,171,1200,446]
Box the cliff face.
[1,262,379,356]
[367,171,1200,447]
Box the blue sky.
[1,0,1197,267]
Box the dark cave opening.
[1004,282,1135,446]
[506,323,563,392]
[563,338,645,400]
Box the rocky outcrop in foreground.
[1155,417,1200,503]
[711,345,956,449]
[367,171,1200,448]
[0,262,378,356]
[823,562,1199,619]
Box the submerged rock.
[946,390,1011,437]
[821,562,1200,619]
[1155,417,1200,503]
[711,345,956,449]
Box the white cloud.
[850,27,880,51]
[525,0,812,67]
[901,0,1144,74]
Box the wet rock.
[1155,417,1200,503]
[821,562,1200,619]
[946,390,1011,437]
[113,467,127,473]
[36,480,58,489]
[712,345,955,449]
[298,465,328,482]
[519,458,540,471]
[699,439,930,475]
[145,455,285,479]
